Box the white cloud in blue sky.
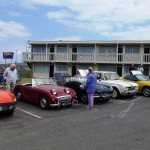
[1,0,150,63]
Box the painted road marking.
[115,96,143,104]
[117,102,135,118]
[16,107,42,119]
[116,97,143,119]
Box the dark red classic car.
[14,78,77,109]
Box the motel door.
[117,66,122,76]
[49,64,54,77]
[72,65,77,76]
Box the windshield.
[135,74,149,81]
[103,73,120,80]
[32,78,55,86]
[72,76,87,83]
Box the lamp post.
[16,50,18,64]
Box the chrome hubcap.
[143,88,150,96]
[41,98,47,108]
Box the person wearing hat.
[86,67,97,108]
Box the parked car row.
[72,70,139,99]
[1,70,150,116]
[54,72,113,103]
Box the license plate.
[0,106,2,111]
[62,103,67,106]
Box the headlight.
[65,88,70,94]
[14,98,16,102]
[51,89,57,95]
[9,105,14,110]
[124,87,129,91]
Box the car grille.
[58,95,72,103]
[128,86,136,90]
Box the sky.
[1,0,150,64]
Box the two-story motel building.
[22,40,150,77]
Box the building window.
[77,64,93,70]
[98,65,116,72]
[125,46,140,53]
[99,46,117,53]
[56,64,68,72]
[56,45,67,53]
[34,46,46,53]
[34,63,49,73]
[78,46,95,53]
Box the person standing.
[3,64,18,93]
[86,67,97,108]
[137,64,144,74]
[129,64,136,72]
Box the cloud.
[46,10,73,22]
[0,20,31,40]
[2,0,150,40]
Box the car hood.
[96,84,113,93]
[99,80,138,87]
[35,84,70,92]
[0,90,16,103]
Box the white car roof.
[131,70,142,75]
[77,69,88,76]
[94,71,116,73]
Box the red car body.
[0,89,17,115]
[14,82,77,109]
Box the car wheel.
[40,96,49,109]
[112,87,120,99]
[16,91,22,101]
[5,110,14,116]
[142,87,150,97]
[81,93,88,104]
[67,101,72,107]
[102,99,110,103]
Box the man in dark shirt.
[129,64,136,72]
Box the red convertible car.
[0,88,17,115]
[14,78,77,109]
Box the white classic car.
[94,71,139,98]
[73,70,139,99]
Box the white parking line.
[117,102,135,119]
[129,96,143,103]
[16,107,42,119]
[116,97,143,119]
[115,96,143,104]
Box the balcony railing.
[22,52,150,64]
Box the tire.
[15,91,22,101]
[102,99,110,103]
[142,87,150,97]
[112,87,120,99]
[40,96,49,109]
[67,101,72,107]
[5,110,14,116]
[81,93,88,104]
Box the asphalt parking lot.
[0,95,150,150]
